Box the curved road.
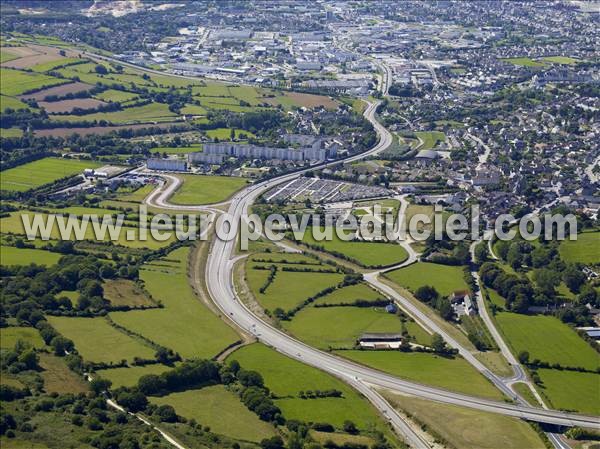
[144,100,599,443]
[200,102,599,432]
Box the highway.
[142,98,599,445]
[198,101,599,435]
[44,27,592,449]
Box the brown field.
[33,122,179,137]
[103,279,154,307]
[20,81,93,100]
[39,98,107,113]
[38,353,89,394]
[282,92,338,109]
[0,44,77,69]
[0,45,39,59]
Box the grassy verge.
[339,350,505,400]
[383,392,546,449]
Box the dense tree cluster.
[479,262,534,312]
[414,285,454,321]
[0,255,139,323]
[0,390,177,448]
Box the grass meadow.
[150,143,203,155]
[245,262,343,312]
[110,247,239,359]
[150,386,276,442]
[0,157,101,192]
[559,231,600,265]
[47,316,155,364]
[227,343,391,432]
[0,246,61,266]
[170,174,247,205]
[535,369,600,415]
[501,57,545,67]
[340,350,505,400]
[495,312,599,370]
[415,131,446,150]
[384,392,545,449]
[49,102,178,124]
[285,306,402,349]
[541,56,579,65]
[385,262,469,297]
[301,227,409,268]
[312,283,384,305]
[1,95,35,112]
[0,67,67,96]
[95,364,173,388]
[38,353,89,394]
[0,327,45,349]
[102,279,154,307]
[0,127,24,137]
[0,211,177,250]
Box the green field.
[150,143,203,154]
[0,127,24,137]
[94,89,139,103]
[559,231,600,265]
[385,262,469,297]
[0,157,101,192]
[485,288,507,310]
[495,312,599,370]
[340,351,504,400]
[415,131,446,150]
[38,352,89,394]
[228,343,390,431]
[535,369,600,415]
[204,128,255,140]
[180,104,207,115]
[0,210,176,250]
[95,364,173,388]
[0,67,68,96]
[47,316,155,364]
[285,306,402,349]
[384,392,545,449]
[43,205,117,216]
[31,58,83,73]
[110,247,239,359]
[501,57,545,67]
[313,283,384,305]
[310,431,375,448]
[150,386,276,442]
[50,102,178,124]
[103,279,154,307]
[541,56,579,65]
[169,174,247,205]
[115,184,155,202]
[246,263,343,312]
[0,439,51,449]
[0,245,61,266]
[301,227,409,268]
[0,326,45,349]
[0,49,20,63]
[1,95,35,112]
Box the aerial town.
[0,2,598,449]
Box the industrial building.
[147,158,188,172]
[358,333,404,350]
[188,140,335,165]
